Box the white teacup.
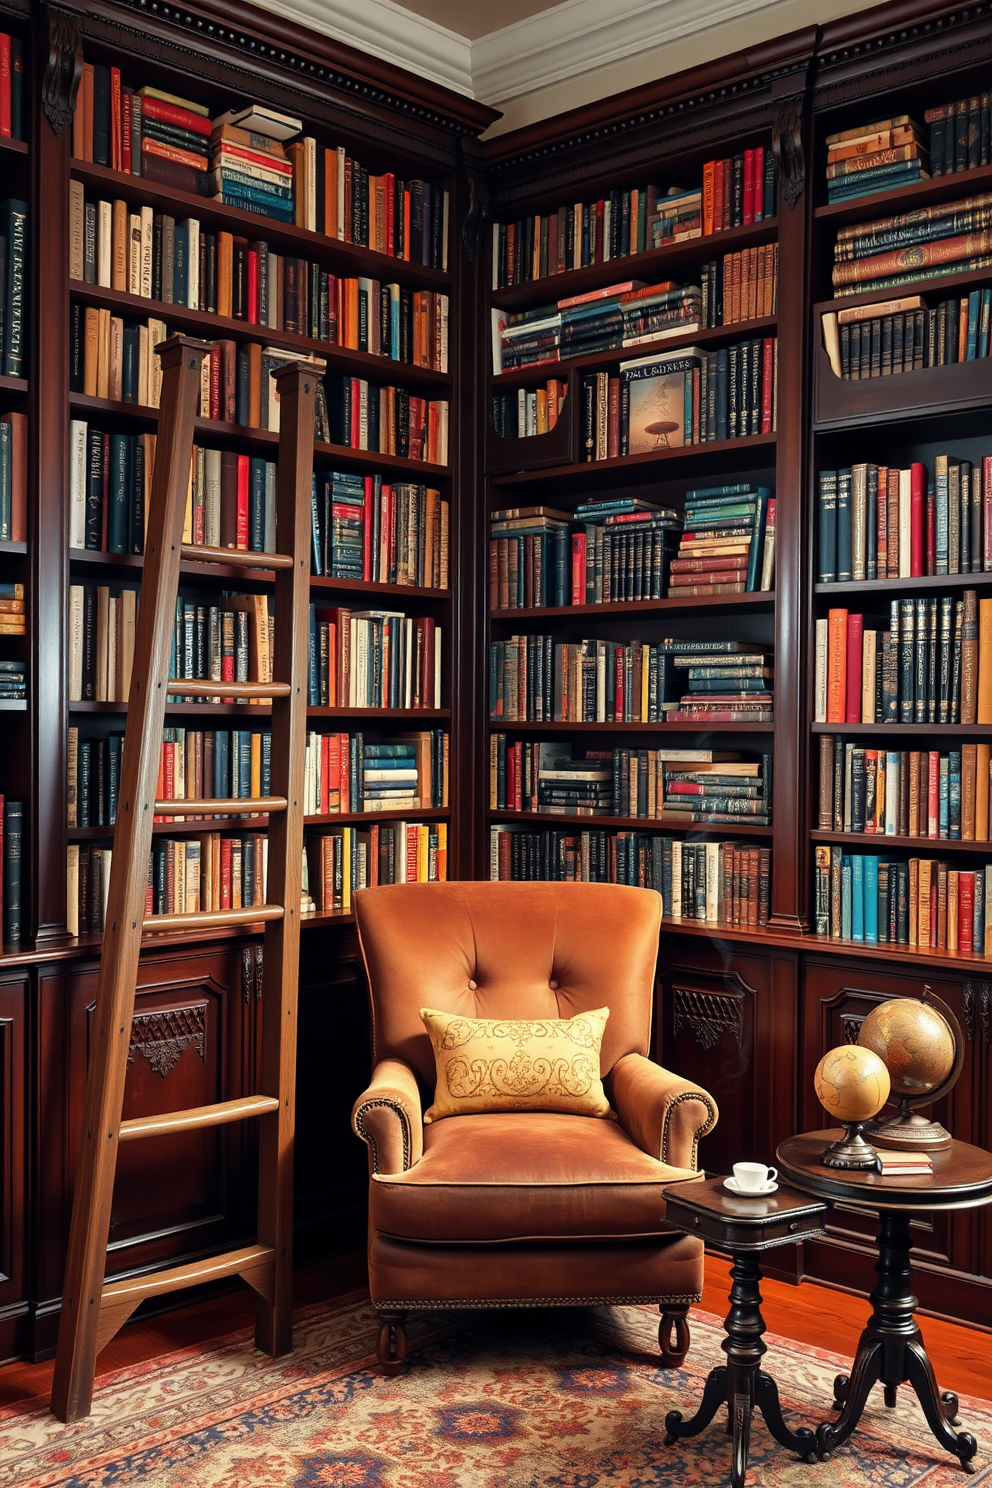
[733,1161,777,1192]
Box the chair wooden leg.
[659,1304,691,1367]
[376,1309,408,1374]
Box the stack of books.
[307,821,447,909]
[210,105,298,224]
[0,411,26,541]
[534,748,614,816]
[650,186,702,247]
[875,1149,933,1177]
[830,190,992,297]
[570,496,680,606]
[490,379,567,439]
[665,642,774,724]
[822,290,992,378]
[654,753,772,826]
[489,505,571,610]
[1,199,27,378]
[302,729,447,816]
[825,115,929,203]
[0,579,24,636]
[670,484,775,596]
[492,279,701,374]
[818,736,992,841]
[137,87,212,194]
[0,659,24,702]
[813,592,992,726]
[0,32,25,141]
[817,456,992,583]
[927,93,992,176]
[813,843,991,952]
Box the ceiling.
[392,0,563,41]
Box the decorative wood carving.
[42,5,83,137]
[127,1005,206,1077]
[773,94,805,208]
[242,946,253,1005]
[254,943,263,1001]
[461,167,489,264]
[962,982,974,1041]
[842,1017,863,1045]
[672,985,744,1051]
[981,983,992,1045]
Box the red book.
[362,477,374,581]
[760,338,775,434]
[613,646,624,721]
[712,161,725,237]
[722,160,732,229]
[6,411,26,542]
[743,148,755,224]
[220,836,233,910]
[910,461,925,576]
[110,66,122,172]
[984,456,992,571]
[607,377,620,459]
[827,608,848,723]
[928,750,940,837]
[349,378,361,450]
[236,455,250,550]
[221,339,236,424]
[571,532,587,604]
[209,347,221,421]
[121,89,132,174]
[959,871,975,953]
[753,145,765,222]
[846,612,864,721]
[0,34,10,138]
[702,161,716,235]
[926,485,936,575]
[385,172,395,256]
[594,200,605,263]
[139,95,213,135]
[247,249,259,325]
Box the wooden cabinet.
[0,973,28,1362]
[800,957,991,1326]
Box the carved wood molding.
[672,984,744,1051]
[128,1004,206,1076]
[461,166,489,264]
[42,4,83,136]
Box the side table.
[661,1175,828,1488]
[777,1130,992,1475]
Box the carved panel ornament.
[773,94,806,208]
[42,5,83,136]
[672,985,744,1051]
[128,1004,206,1077]
[842,1017,863,1045]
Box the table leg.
[817,1211,978,1474]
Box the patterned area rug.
[2,1295,991,1487]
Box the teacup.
[732,1161,777,1192]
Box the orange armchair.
[351,880,718,1371]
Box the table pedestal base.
[816,1210,977,1474]
[665,1251,816,1488]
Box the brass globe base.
[866,1104,953,1152]
[822,1122,880,1170]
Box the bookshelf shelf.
[69,282,452,392]
[70,700,275,716]
[0,137,28,157]
[814,573,992,598]
[310,576,451,601]
[811,722,992,737]
[69,806,450,839]
[489,720,775,733]
[0,700,27,712]
[811,930,991,967]
[812,339,992,430]
[490,809,772,834]
[489,432,777,491]
[68,547,451,600]
[69,162,453,292]
[813,161,992,227]
[489,592,774,622]
[816,264,992,317]
[306,707,450,719]
[0,375,28,395]
[491,316,778,386]
[490,218,779,313]
[0,541,27,556]
[67,393,450,477]
[810,829,992,853]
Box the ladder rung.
[180,543,294,570]
[101,1243,275,1310]
[119,1094,281,1141]
[153,796,287,816]
[167,681,291,699]
[142,905,284,932]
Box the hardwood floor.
[1,1251,988,1409]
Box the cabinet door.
[0,973,28,1362]
[657,937,799,1180]
[802,958,981,1321]
[68,943,253,1280]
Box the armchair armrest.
[607,1053,718,1171]
[351,1059,424,1175]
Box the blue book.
[215,730,230,798]
[976,869,986,955]
[249,458,266,552]
[818,470,838,582]
[939,755,950,837]
[863,855,879,945]
[261,733,272,796]
[851,854,865,942]
[746,488,772,592]
[107,434,129,555]
[967,289,981,360]
[841,856,853,941]
[308,604,318,705]
[310,475,322,576]
[172,221,189,306]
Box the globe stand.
[822,1121,880,1171]
[866,1099,953,1152]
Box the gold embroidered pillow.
[419,1006,611,1123]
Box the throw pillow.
[419,1005,611,1123]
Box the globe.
[814,1045,891,1123]
[857,999,956,1101]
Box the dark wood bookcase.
[3,0,992,1367]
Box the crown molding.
[246,0,474,97]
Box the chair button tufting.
[549,979,558,990]
[467,979,477,990]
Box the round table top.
[776,1131,992,1211]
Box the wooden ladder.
[51,335,320,1423]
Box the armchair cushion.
[370,1111,697,1243]
[607,1053,718,1170]
[420,1005,611,1123]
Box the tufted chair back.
[353,880,661,1089]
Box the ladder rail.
[52,342,320,1422]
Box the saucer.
[723,1176,778,1196]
